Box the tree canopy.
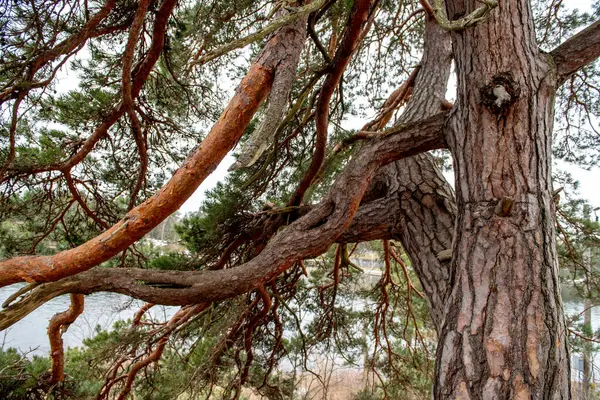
[1,0,600,398]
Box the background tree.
[1,0,600,398]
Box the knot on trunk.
[480,72,520,114]
[494,196,514,217]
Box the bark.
[0,21,306,287]
[0,113,449,330]
[550,19,600,86]
[229,15,307,171]
[436,0,570,398]
[47,293,84,384]
[385,17,455,332]
[342,17,456,332]
[288,0,377,206]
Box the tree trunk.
[436,0,570,398]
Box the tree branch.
[187,0,326,69]
[2,0,178,182]
[0,111,449,330]
[550,19,600,86]
[47,293,84,384]
[0,21,303,287]
[0,0,116,105]
[288,0,377,206]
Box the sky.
[50,0,600,217]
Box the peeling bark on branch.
[188,0,326,67]
[550,19,600,86]
[0,21,307,287]
[229,16,307,171]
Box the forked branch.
[0,111,449,330]
[0,19,305,287]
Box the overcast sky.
[50,0,599,218]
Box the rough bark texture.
[435,0,570,398]
[342,18,456,332]
[550,19,600,86]
[0,112,449,331]
[385,18,455,332]
[4,2,600,397]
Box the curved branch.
[550,19,600,86]
[0,20,302,286]
[64,170,109,229]
[0,111,449,330]
[0,0,116,105]
[2,0,178,181]
[288,0,378,206]
[122,0,151,211]
[47,293,84,384]
[431,0,498,31]
[115,303,207,400]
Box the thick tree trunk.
[436,0,570,398]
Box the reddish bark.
[47,293,84,384]
[288,0,376,206]
[0,112,449,331]
[115,303,207,400]
[0,23,308,286]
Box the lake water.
[0,285,178,355]
[1,283,599,378]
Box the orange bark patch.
[0,57,274,287]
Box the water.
[0,283,599,366]
[0,284,178,355]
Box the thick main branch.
[0,23,310,287]
[0,111,449,329]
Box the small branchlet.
[432,0,498,31]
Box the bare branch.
[64,170,109,229]
[551,19,600,86]
[0,22,306,286]
[0,111,449,330]
[47,293,84,384]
